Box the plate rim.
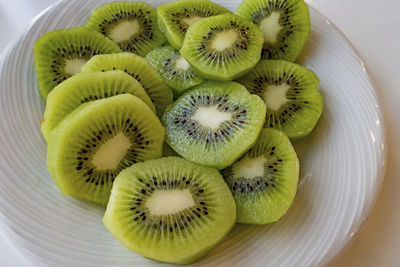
[307,6,388,266]
[0,1,388,266]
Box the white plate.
[0,0,386,266]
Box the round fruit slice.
[81,52,173,117]
[41,71,155,140]
[237,59,323,142]
[180,13,264,81]
[86,1,166,56]
[163,81,266,169]
[235,0,310,61]
[220,128,299,224]
[103,157,236,264]
[157,0,231,49]
[146,45,204,97]
[47,94,164,205]
[34,27,121,99]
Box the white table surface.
[0,0,399,266]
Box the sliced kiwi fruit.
[235,0,310,61]
[81,52,173,117]
[157,0,231,50]
[180,13,264,81]
[47,94,164,205]
[163,81,266,169]
[41,70,155,140]
[86,1,166,56]
[103,156,236,264]
[146,45,204,97]
[34,27,121,99]
[237,60,323,142]
[220,128,299,224]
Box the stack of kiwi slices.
[33,0,324,264]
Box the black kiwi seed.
[194,21,253,62]
[86,2,166,56]
[145,45,205,95]
[237,0,311,61]
[246,73,308,129]
[170,93,248,144]
[49,43,98,85]
[125,175,211,233]
[239,60,323,143]
[221,151,283,194]
[73,119,153,186]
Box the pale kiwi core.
[91,133,132,170]
[175,56,191,70]
[191,105,232,130]
[64,59,87,75]
[263,83,290,110]
[181,16,202,26]
[108,20,141,42]
[259,12,283,43]
[232,156,267,179]
[145,189,195,215]
[212,30,238,51]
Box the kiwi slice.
[235,0,310,61]
[180,13,264,81]
[34,27,121,99]
[146,45,204,97]
[47,94,164,205]
[41,70,155,140]
[237,60,323,142]
[81,52,173,117]
[220,128,299,224]
[103,156,236,264]
[86,1,166,56]
[157,0,231,50]
[163,81,266,170]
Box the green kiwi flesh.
[220,128,299,224]
[146,45,204,97]
[41,71,155,140]
[180,13,264,81]
[235,0,310,61]
[157,0,231,49]
[86,1,166,56]
[103,156,236,264]
[163,81,266,169]
[237,60,323,142]
[47,94,164,205]
[34,27,121,99]
[81,52,173,117]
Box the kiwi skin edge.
[163,81,267,170]
[180,14,264,81]
[221,128,299,224]
[103,156,237,264]
[47,94,164,206]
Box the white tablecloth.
[0,0,399,266]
